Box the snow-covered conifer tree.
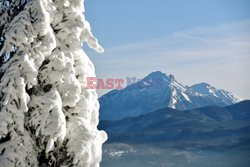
[0,0,107,166]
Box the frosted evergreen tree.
[0,0,107,166]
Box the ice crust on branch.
[0,0,107,166]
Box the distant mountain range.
[99,100,250,147]
[99,71,242,121]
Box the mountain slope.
[99,71,242,120]
[99,100,250,144]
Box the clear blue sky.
[84,0,250,99]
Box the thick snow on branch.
[0,0,107,166]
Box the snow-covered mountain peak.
[139,71,185,90]
[190,83,242,104]
[143,71,176,82]
[143,71,170,83]
[100,71,243,120]
[144,71,168,79]
[190,82,216,95]
[129,71,173,90]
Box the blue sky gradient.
[84,0,250,99]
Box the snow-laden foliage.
[0,0,107,166]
